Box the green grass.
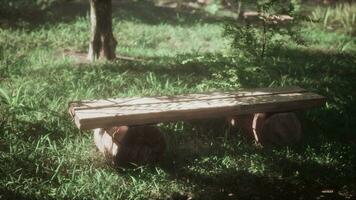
[1,0,356,199]
[309,2,356,36]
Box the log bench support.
[93,125,166,166]
[69,86,325,165]
[229,112,302,146]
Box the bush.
[224,0,302,62]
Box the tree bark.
[88,0,117,61]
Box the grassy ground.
[1,0,356,199]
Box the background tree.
[88,0,117,61]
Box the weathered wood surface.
[69,87,325,130]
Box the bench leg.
[93,125,166,166]
[228,112,302,146]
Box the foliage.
[309,2,356,36]
[224,0,302,62]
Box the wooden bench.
[68,86,325,165]
[69,86,325,130]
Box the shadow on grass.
[175,161,352,199]
[0,0,227,29]
[158,125,356,199]
[98,53,229,77]
[0,187,41,200]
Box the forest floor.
[1,0,356,199]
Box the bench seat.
[69,86,325,130]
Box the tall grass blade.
[0,87,10,105]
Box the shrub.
[224,0,302,63]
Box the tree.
[88,0,117,61]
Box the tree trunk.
[88,0,117,61]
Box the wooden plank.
[70,90,325,130]
[69,86,306,113]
